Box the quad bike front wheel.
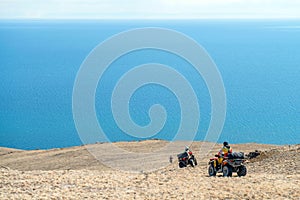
[223,165,232,177]
[189,159,195,167]
[194,158,198,166]
[237,165,247,176]
[208,164,216,176]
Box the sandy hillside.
[0,140,299,199]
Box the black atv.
[208,152,247,177]
[177,152,197,168]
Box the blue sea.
[0,20,299,149]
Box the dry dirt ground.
[0,140,299,199]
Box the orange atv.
[208,153,247,177]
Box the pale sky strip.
[0,0,299,19]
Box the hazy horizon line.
[1,17,300,21]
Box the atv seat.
[177,152,188,159]
[228,152,244,159]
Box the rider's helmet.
[223,141,228,146]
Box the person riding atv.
[185,146,192,155]
[214,141,232,169]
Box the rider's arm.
[218,149,223,157]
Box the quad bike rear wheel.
[179,161,186,168]
[223,165,232,177]
[237,165,247,177]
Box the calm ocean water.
[0,20,299,149]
